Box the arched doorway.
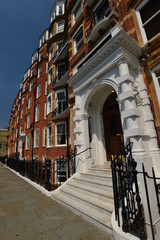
[103,92,124,161]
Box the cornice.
[69,25,142,87]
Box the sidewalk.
[0,163,113,240]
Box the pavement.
[0,163,114,240]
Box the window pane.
[57,134,66,145]
[57,92,65,100]
[75,3,81,21]
[57,124,65,134]
[58,22,64,32]
[140,0,160,24]
[144,13,160,40]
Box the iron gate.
[111,140,160,240]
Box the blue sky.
[0,0,54,128]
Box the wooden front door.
[103,92,124,161]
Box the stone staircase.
[51,163,114,234]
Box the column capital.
[116,57,128,67]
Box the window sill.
[55,144,67,147]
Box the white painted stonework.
[69,25,160,239]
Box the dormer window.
[58,5,63,15]
[50,1,65,22]
[136,0,160,42]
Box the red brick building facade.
[8,0,160,163]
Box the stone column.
[136,66,160,175]
[117,59,145,154]
[73,95,92,173]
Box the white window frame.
[20,124,22,135]
[29,80,33,92]
[39,50,43,61]
[47,125,52,147]
[49,46,53,61]
[35,104,40,122]
[72,0,81,25]
[22,95,25,105]
[73,25,84,55]
[136,0,160,43]
[48,67,53,85]
[16,128,18,138]
[45,81,48,95]
[43,128,47,147]
[36,83,41,99]
[44,102,47,119]
[57,21,64,33]
[17,115,19,124]
[23,82,26,92]
[21,109,24,119]
[31,67,34,77]
[34,129,39,148]
[38,65,42,78]
[55,122,67,146]
[26,134,30,150]
[152,64,160,106]
[27,114,31,129]
[28,96,32,109]
[47,93,52,115]
[55,89,66,108]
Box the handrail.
[52,147,92,175]
[75,147,92,156]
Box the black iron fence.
[111,140,160,240]
[0,148,76,192]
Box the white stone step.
[88,167,112,175]
[92,163,111,170]
[73,175,113,192]
[81,172,112,181]
[53,191,113,234]
[60,186,114,216]
[52,164,114,235]
[67,180,114,203]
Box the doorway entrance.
[103,92,124,161]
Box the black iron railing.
[94,7,110,25]
[54,70,67,83]
[52,101,68,118]
[111,141,147,239]
[111,140,160,240]
[54,41,67,61]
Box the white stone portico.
[69,25,160,239]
